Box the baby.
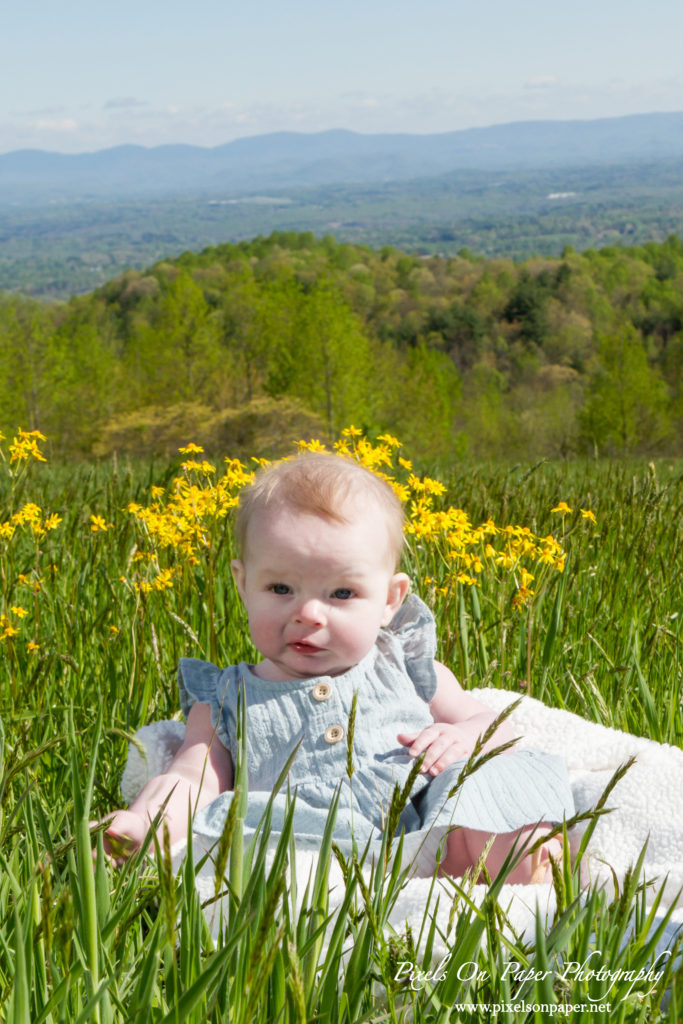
[104,453,573,881]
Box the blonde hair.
[235,453,405,567]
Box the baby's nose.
[294,598,326,625]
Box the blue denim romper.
[178,595,574,857]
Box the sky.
[2,0,683,155]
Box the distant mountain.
[2,112,683,205]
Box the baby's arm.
[397,661,516,776]
[102,702,234,861]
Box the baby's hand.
[397,723,476,776]
[99,809,150,865]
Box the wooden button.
[324,725,344,744]
[312,682,332,701]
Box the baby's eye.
[269,583,291,595]
[332,588,354,600]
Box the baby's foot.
[529,836,563,884]
[102,810,149,864]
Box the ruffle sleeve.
[381,593,439,703]
[177,657,232,752]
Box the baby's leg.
[440,824,562,884]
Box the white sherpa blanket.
[121,689,683,954]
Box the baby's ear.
[382,572,410,625]
[231,559,246,600]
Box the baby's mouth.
[289,640,323,654]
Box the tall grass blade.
[7,902,29,1024]
[541,558,568,677]
[69,707,112,1024]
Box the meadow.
[1,427,682,1022]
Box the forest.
[0,230,681,460]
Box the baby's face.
[231,505,409,681]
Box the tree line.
[1,231,681,460]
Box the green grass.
[1,445,682,1021]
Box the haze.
[3,0,683,154]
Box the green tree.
[217,269,266,404]
[246,277,302,403]
[458,361,512,458]
[578,328,672,454]
[266,280,374,439]
[0,295,53,432]
[503,269,551,348]
[425,302,486,372]
[125,272,221,406]
[43,310,119,452]
[379,343,463,458]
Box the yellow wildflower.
[353,439,392,469]
[10,606,28,618]
[181,459,216,474]
[377,433,401,448]
[580,508,597,523]
[456,572,476,586]
[551,501,573,515]
[27,641,40,653]
[519,568,535,589]
[512,587,534,610]
[297,438,327,453]
[389,480,410,503]
[9,430,47,464]
[90,514,113,532]
[13,503,42,525]
[178,443,204,454]
[422,477,447,497]
[152,568,175,591]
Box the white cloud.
[103,97,147,110]
[32,117,78,134]
[356,97,379,109]
[524,76,558,91]
[23,104,68,117]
